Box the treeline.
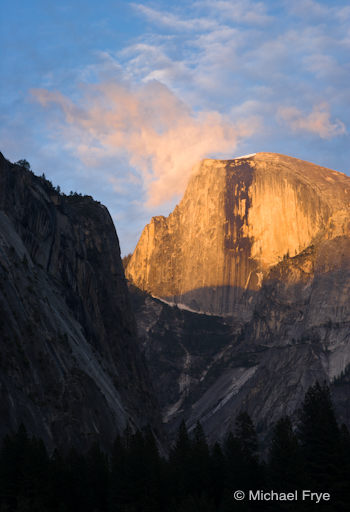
[13,159,93,201]
[0,382,349,511]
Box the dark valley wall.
[0,153,160,451]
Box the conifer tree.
[64,448,89,512]
[298,382,340,490]
[189,422,210,498]
[268,416,303,491]
[169,420,192,502]
[297,381,350,511]
[235,412,258,459]
[209,442,225,507]
[122,430,146,509]
[234,412,263,490]
[48,449,68,511]
[223,431,241,489]
[338,424,350,507]
[109,434,126,509]
[85,443,109,512]
[0,425,29,511]
[142,427,163,511]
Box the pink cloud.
[31,81,255,206]
[278,103,346,139]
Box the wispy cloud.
[120,43,192,87]
[287,0,330,19]
[336,5,350,22]
[278,103,346,139]
[196,0,273,25]
[32,80,256,206]
[132,3,217,31]
[303,53,346,81]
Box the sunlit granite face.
[127,152,350,316]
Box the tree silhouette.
[268,416,303,491]
[15,160,30,170]
[234,412,263,490]
[298,382,340,488]
[0,389,349,511]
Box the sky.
[1,0,349,255]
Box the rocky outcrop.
[130,242,350,442]
[127,153,350,316]
[127,153,350,441]
[128,285,236,429]
[0,153,160,451]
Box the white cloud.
[195,0,272,25]
[278,103,346,139]
[121,43,192,87]
[287,0,330,19]
[336,5,350,22]
[132,3,217,31]
[303,53,346,82]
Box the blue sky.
[1,0,349,254]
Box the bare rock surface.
[127,153,350,316]
[0,153,160,451]
[127,153,350,440]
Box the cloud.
[287,0,330,19]
[303,53,346,81]
[278,103,346,139]
[196,0,272,25]
[132,3,217,31]
[336,6,350,22]
[120,43,192,87]
[31,80,256,206]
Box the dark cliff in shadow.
[0,153,161,451]
[128,238,350,443]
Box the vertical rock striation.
[127,153,350,316]
[0,153,160,451]
[127,152,350,440]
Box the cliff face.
[0,153,160,451]
[130,240,350,442]
[127,153,350,316]
[127,153,350,440]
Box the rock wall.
[127,153,350,316]
[130,238,350,442]
[0,153,160,451]
[127,152,350,440]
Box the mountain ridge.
[126,152,350,440]
[0,152,161,451]
[127,152,350,317]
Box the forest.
[0,382,349,512]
